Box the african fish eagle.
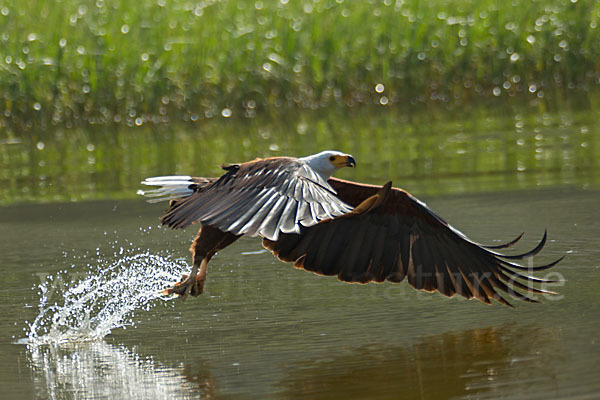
[138,150,562,306]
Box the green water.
[2,105,599,205]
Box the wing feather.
[263,178,563,306]
[156,157,352,240]
[279,198,300,234]
[225,188,276,231]
[257,196,289,240]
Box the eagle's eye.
[329,156,335,161]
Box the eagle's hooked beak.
[346,155,356,168]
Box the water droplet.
[135,117,143,126]
[87,144,95,151]
[269,144,279,151]
[528,84,537,93]
[4,55,11,64]
[59,38,67,48]
[33,102,41,111]
[221,108,232,118]
[492,87,501,96]
[1,7,9,16]
[27,33,37,41]
[297,122,307,135]
[36,141,45,150]
[121,24,129,34]
[375,83,384,93]
[26,251,185,344]
[77,46,85,55]
[510,53,520,62]
[379,96,389,105]
[141,53,149,61]
[526,35,535,45]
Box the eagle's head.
[300,150,356,179]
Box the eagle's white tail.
[137,176,195,203]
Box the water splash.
[26,251,187,345]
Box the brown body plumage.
[140,151,562,306]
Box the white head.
[299,150,356,179]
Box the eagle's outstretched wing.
[144,157,352,241]
[263,178,563,306]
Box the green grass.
[1,0,600,129]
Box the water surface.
[1,187,598,399]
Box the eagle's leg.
[161,259,202,300]
[162,225,240,301]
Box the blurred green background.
[1,0,599,204]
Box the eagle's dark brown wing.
[159,157,352,240]
[263,178,562,306]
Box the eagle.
[139,150,562,306]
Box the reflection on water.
[1,106,599,204]
[25,324,562,400]
[276,326,561,400]
[28,342,211,400]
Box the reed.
[1,0,599,129]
